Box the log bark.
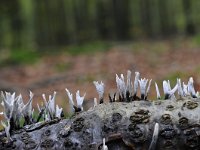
[1,97,200,150]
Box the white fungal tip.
[148,123,159,150]
[177,78,183,97]
[163,80,178,99]
[120,74,124,81]
[41,92,58,120]
[102,138,108,150]
[138,78,148,98]
[155,82,161,99]
[42,94,47,105]
[146,79,152,98]
[188,77,196,97]
[168,84,178,99]
[42,93,45,99]
[94,98,98,107]
[134,72,140,93]
[167,80,172,90]
[93,81,105,99]
[183,82,188,96]
[126,70,133,94]
[29,91,34,98]
[116,73,126,97]
[76,90,86,110]
[163,80,169,95]
[31,108,34,117]
[49,92,57,115]
[65,88,74,106]
[196,91,200,98]
[56,105,63,118]
[1,92,22,123]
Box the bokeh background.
[1,0,200,118]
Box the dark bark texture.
[1,97,200,150]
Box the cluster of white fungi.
[0,70,199,142]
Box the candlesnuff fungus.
[93,81,105,104]
[155,82,161,99]
[65,89,86,112]
[0,70,200,150]
[42,91,63,120]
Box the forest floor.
[0,38,200,118]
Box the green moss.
[65,41,111,56]
[1,49,39,66]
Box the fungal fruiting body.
[0,70,200,150]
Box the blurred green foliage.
[0,41,111,66]
[0,49,39,67]
[65,41,111,56]
[1,0,200,50]
[1,0,200,66]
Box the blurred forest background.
[1,0,200,49]
[1,0,200,117]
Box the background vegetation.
[1,0,200,126]
[1,0,200,51]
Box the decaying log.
[1,97,200,150]
[1,70,200,150]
